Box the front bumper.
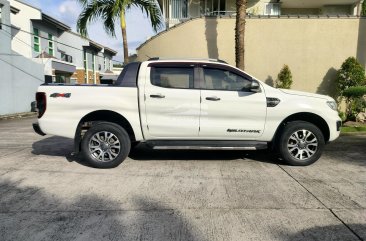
[33,123,46,136]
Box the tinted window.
[115,62,141,87]
[151,67,194,89]
[203,68,251,91]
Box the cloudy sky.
[22,0,163,62]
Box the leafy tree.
[76,0,163,64]
[276,65,293,89]
[235,0,247,70]
[336,57,365,96]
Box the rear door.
[142,63,201,138]
[199,64,267,139]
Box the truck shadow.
[31,137,281,166]
[129,144,281,164]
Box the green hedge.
[343,86,366,98]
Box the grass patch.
[341,126,366,133]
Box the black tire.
[278,121,325,166]
[81,122,131,168]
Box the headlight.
[326,101,337,111]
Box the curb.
[0,112,37,121]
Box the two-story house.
[9,0,117,85]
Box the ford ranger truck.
[33,58,342,168]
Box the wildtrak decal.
[227,129,261,134]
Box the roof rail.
[148,57,228,64]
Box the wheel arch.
[271,112,330,149]
[74,110,136,153]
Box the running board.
[145,140,268,151]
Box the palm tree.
[76,0,163,64]
[235,0,247,70]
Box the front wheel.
[278,121,325,166]
[81,122,131,168]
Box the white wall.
[0,0,44,115]
[9,0,41,59]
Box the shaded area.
[32,136,73,157]
[277,224,366,241]
[31,137,281,165]
[265,75,275,87]
[317,67,337,98]
[205,17,219,59]
[0,179,202,241]
[357,18,366,68]
[324,135,366,166]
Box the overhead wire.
[0,22,124,64]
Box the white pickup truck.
[33,58,341,168]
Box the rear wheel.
[279,121,325,166]
[81,122,131,168]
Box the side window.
[151,67,194,89]
[203,68,251,91]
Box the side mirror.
[250,81,261,93]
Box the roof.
[42,13,71,31]
[104,47,118,56]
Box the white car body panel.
[36,60,341,145]
[37,86,143,140]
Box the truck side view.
[33,59,342,168]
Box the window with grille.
[48,33,54,56]
[33,28,40,53]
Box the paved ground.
[0,117,365,241]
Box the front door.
[199,65,267,139]
[143,64,200,138]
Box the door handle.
[150,94,165,99]
[206,96,221,101]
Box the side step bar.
[145,140,268,151]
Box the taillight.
[36,92,46,118]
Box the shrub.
[336,57,365,96]
[338,111,347,122]
[343,86,366,121]
[362,1,366,16]
[343,86,366,98]
[276,65,293,89]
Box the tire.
[81,122,131,168]
[278,121,325,166]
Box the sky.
[22,0,163,62]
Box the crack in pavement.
[276,164,364,241]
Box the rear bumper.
[33,123,46,136]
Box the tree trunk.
[120,11,129,65]
[235,0,247,70]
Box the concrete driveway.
[0,117,365,241]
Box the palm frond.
[77,0,120,37]
[129,0,164,32]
